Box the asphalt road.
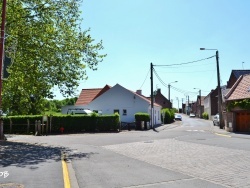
[1,114,250,188]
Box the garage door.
[236,112,250,132]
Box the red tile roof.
[75,83,161,107]
[225,74,250,101]
[75,85,111,105]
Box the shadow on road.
[0,141,97,168]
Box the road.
[1,114,250,188]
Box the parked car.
[175,114,182,121]
[213,114,220,126]
[189,113,195,118]
[67,108,93,115]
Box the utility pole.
[168,84,170,101]
[216,51,223,129]
[182,98,184,113]
[187,95,189,114]
[200,48,223,129]
[176,97,179,113]
[168,81,178,103]
[0,0,7,140]
[199,89,202,118]
[150,63,154,129]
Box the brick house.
[224,74,250,132]
[192,96,205,118]
[146,89,172,109]
[227,70,250,88]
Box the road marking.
[62,152,71,188]
[215,133,231,138]
[186,130,204,132]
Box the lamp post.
[200,48,223,129]
[194,88,202,118]
[176,97,179,113]
[168,81,178,107]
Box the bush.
[134,113,150,122]
[161,108,175,124]
[202,112,209,120]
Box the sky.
[54,0,250,108]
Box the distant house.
[204,86,228,120]
[224,74,250,132]
[146,89,172,109]
[204,89,217,120]
[192,96,205,118]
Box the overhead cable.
[154,55,216,67]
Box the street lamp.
[176,97,179,113]
[194,88,202,118]
[168,80,178,101]
[200,48,223,129]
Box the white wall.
[86,84,161,123]
[204,95,211,120]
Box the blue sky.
[54,0,250,108]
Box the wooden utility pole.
[150,62,154,129]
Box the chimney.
[136,90,142,95]
[157,88,161,94]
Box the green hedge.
[3,114,120,134]
[3,115,43,134]
[161,108,175,124]
[134,113,150,122]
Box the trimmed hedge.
[134,113,150,122]
[3,115,43,134]
[3,114,120,134]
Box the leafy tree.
[2,0,105,115]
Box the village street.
[1,115,250,188]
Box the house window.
[123,109,127,116]
[114,109,119,114]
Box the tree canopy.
[2,0,106,115]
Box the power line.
[170,85,196,95]
[153,68,198,96]
[153,68,168,88]
[154,55,216,67]
[154,69,215,74]
[139,68,150,89]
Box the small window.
[114,109,119,114]
[123,109,127,116]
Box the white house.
[85,84,162,124]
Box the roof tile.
[226,74,250,101]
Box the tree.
[2,0,106,115]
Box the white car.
[174,114,182,121]
[189,113,195,118]
[67,108,93,115]
[213,114,220,126]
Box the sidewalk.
[209,120,250,139]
